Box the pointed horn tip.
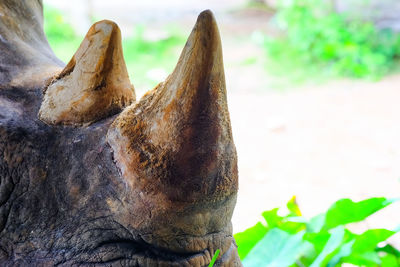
[192,10,221,48]
[87,19,120,38]
[93,19,119,29]
[198,9,215,21]
[196,10,219,28]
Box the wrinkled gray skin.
[0,1,241,266]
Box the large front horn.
[107,10,238,203]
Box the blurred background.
[43,0,400,243]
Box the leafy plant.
[264,0,400,79]
[234,196,400,266]
[209,249,221,267]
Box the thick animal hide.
[0,1,241,266]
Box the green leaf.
[297,242,319,267]
[327,240,355,267]
[378,244,400,258]
[381,253,400,267]
[287,196,302,216]
[243,228,306,267]
[262,206,305,234]
[310,226,345,267]
[343,251,381,266]
[208,249,220,267]
[235,196,400,266]
[323,198,392,230]
[304,231,331,252]
[234,222,268,260]
[336,229,397,266]
[262,208,282,228]
[353,229,395,252]
[307,214,326,233]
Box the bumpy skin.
[0,1,241,266]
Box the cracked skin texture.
[0,1,241,266]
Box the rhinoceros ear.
[39,20,135,126]
[107,10,238,202]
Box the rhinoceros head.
[0,0,240,266]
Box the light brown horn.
[39,20,135,126]
[107,10,238,202]
[0,0,63,88]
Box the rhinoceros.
[0,0,241,266]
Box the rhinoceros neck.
[0,0,63,88]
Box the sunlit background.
[43,0,400,252]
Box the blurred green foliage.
[43,5,81,63]
[43,5,185,91]
[234,196,400,266]
[123,25,185,91]
[264,0,400,79]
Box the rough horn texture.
[0,1,241,265]
[107,10,238,203]
[107,10,240,265]
[39,20,135,125]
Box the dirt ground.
[230,78,400,237]
[45,0,400,244]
